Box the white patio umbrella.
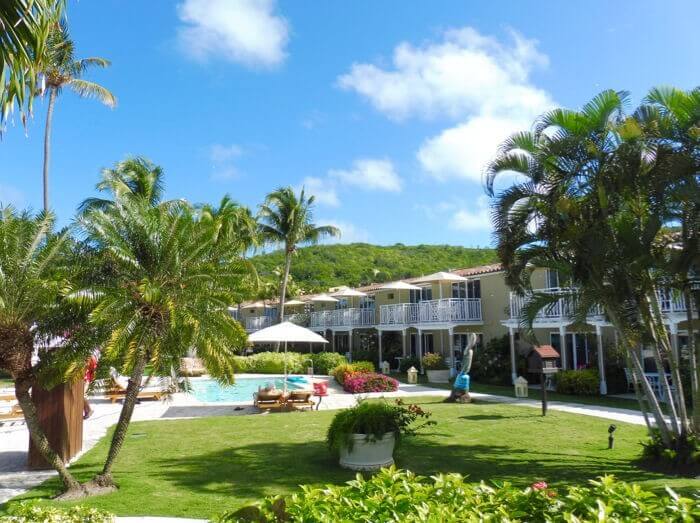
[240,301,270,309]
[310,294,339,302]
[247,321,328,391]
[332,288,368,297]
[284,299,306,306]
[414,271,467,283]
[378,281,423,291]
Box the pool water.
[190,377,308,403]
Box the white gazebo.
[248,321,328,390]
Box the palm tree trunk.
[14,376,82,494]
[278,248,292,323]
[92,351,148,488]
[686,288,700,434]
[42,88,57,213]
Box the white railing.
[310,308,375,328]
[379,298,482,325]
[245,315,274,332]
[286,313,309,327]
[656,289,688,313]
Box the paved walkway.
[0,378,657,508]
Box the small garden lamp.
[514,376,528,398]
[608,424,617,449]
[407,366,418,384]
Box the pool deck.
[0,374,659,507]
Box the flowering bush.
[0,503,114,522]
[343,372,399,393]
[215,468,700,522]
[422,352,448,370]
[331,361,376,385]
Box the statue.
[445,333,478,403]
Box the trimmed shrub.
[422,353,447,370]
[343,373,399,393]
[398,357,420,373]
[310,352,347,375]
[0,503,113,522]
[555,369,599,395]
[330,361,376,385]
[215,468,700,522]
[231,352,308,374]
[351,360,375,373]
[471,334,513,385]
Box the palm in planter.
[327,400,434,471]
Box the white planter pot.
[426,369,450,383]
[339,432,395,471]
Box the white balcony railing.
[286,313,309,327]
[309,308,375,328]
[245,315,274,332]
[379,298,482,326]
[508,287,691,322]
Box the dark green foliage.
[252,243,497,291]
[231,351,348,375]
[640,431,700,476]
[399,357,420,373]
[217,469,700,523]
[326,400,434,454]
[422,353,447,370]
[556,369,600,395]
[309,352,347,375]
[471,335,513,385]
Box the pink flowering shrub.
[343,372,399,393]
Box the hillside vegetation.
[251,243,497,292]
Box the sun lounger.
[286,390,315,411]
[253,390,288,411]
[105,377,163,404]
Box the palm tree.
[39,20,115,211]
[72,179,252,491]
[79,156,166,214]
[0,206,83,494]
[0,0,64,129]
[258,187,339,325]
[486,89,697,451]
[197,194,260,255]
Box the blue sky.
[1,0,699,247]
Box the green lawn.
[5,397,698,519]
[0,378,12,389]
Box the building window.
[410,287,432,303]
[452,280,481,299]
[360,296,375,309]
[545,269,560,289]
[336,298,349,310]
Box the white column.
[402,329,407,357]
[377,330,383,372]
[349,329,353,361]
[596,324,607,395]
[448,327,455,377]
[417,328,423,373]
[669,322,679,362]
[559,325,568,370]
[572,333,578,370]
[509,326,517,384]
[331,330,335,353]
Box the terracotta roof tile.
[531,345,560,359]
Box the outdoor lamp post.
[608,424,617,449]
[526,346,560,417]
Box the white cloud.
[299,176,339,207]
[208,143,243,181]
[338,27,555,182]
[329,158,401,192]
[318,219,370,244]
[417,195,493,233]
[176,0,289,68]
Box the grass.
[0,378,12,389]
[5,396,698,519]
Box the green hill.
[251,243,498,292]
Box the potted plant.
[423,353,450,383]
[326,400,434,471]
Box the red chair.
[313,381,328,410]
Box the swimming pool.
[190,376,309,403]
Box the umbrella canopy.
[378,281,423,291]
[310,293,339,302]
[240,301,271,309]
[332,288,368,297]
[414,271,467,283]
[248,321,328,344]
[284,299,306,306]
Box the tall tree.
[39,20,115,211]
[197,194,260,255]
[258,187,339,325]
[486,89,698,452]
[0,207,83,495]
[0,0,63,129]
[72,166,252,492]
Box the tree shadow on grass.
[458,413,533,421]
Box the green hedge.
[556,369,599,395]
[214,468,699,522]
[0,503,113,522]
[232,352,347,375]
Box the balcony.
[244,315,274,332]
[379,298,482,326]
[286,313,309,327]
[310,308,375,329]
[507,287,692,323]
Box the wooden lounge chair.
[105,377,163,404]
[253,389,288,411]
[286,390,315,411]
